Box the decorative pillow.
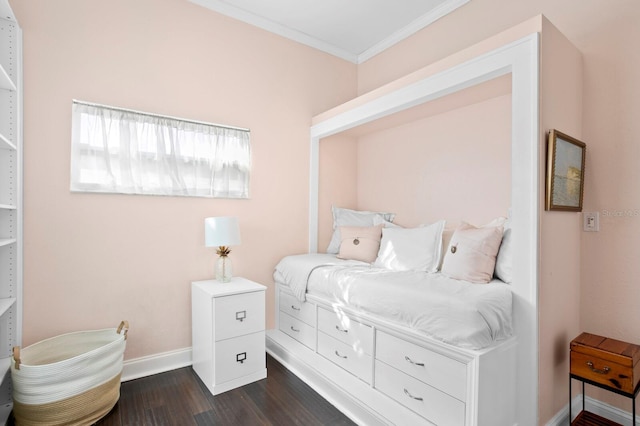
[438,217,506,271]
[374,220,445,272]
[326,206,395,254]
[438,228,455,271]
[337,224,383,263]
[494,221,512,283]
[441,222,504,283]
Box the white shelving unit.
[0,0,22,422]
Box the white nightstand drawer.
[317,307,373,355]
[279,311,315,350]
[317,331,372,384]
[279,291,316,326]
[215,331,266,385]
[375,360,465,426]
[215,290,265,341]
[376,330,467,401]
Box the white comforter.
[274,254,513,349]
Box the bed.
[266,28,540,426]
[266,208,518,426]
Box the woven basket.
[11,321,129,426]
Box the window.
[70,101,251,198]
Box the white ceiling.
[189,0,470,63]
[0,0,16,22]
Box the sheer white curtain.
[70,101,251,198]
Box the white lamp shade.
[205,217,241,247]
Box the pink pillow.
[337,224,383,263]
[441,222,504,283]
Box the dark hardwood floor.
[93,354,355,426]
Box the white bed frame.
[267,282,517,425]
[266,33,540,426]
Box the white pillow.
[495,221,512,283]
[441,222,504,283]
[326,206,395,254]
[374,220,445,272]
[372,215,402,229]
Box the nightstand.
[191,277,267,395]
[570,333,640,425]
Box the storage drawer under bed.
[279,311,316,350]
[317,331,372,384]
[279,291,316,326]
[317,306,374,355]
[376,330,468,402]
[375,359,465,425]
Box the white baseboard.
[547,394,639,426]
[121,347,192,382]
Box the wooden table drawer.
[570,332,640,394]
[317,307,373,355]
[280,291,316,326]
[279,311,315,350]
[376,331,467,401]
[214,290,264,341]
[571,350,635,393]
[375,360,465,426]
[318,331,372,384]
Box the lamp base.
[216,256,233,283]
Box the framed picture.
[546,129,586,211]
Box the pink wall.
[579,8,640,411]
[317,134,359,252]
[356,93,511,228]
[538,18,583,422]
[11,0,356,359]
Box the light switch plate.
[583,211,599,232]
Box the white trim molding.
[188,0,358,63]
[121,347,192,382]
[547,395,640,426]
[188,0,470,64]
[358,0,470,63]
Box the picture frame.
[546,129,586,211]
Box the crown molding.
[189,0,358,63]
[357,0,470,64]
[189,0,470,64]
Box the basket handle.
[13,346,20,370]
[117,320,129,340]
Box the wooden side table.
[192,278,267,395]
[570,333,640,425]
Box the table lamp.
[205,217,241,283]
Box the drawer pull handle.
[404,388,424,402]
[290,326,300,333]
[236,352,247,364]
[291,305,301,311]
[335,325,348,333]
[405,356,425,367]
[236,310,246,322]
[586,361,610,375]
[334,350,347,359]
